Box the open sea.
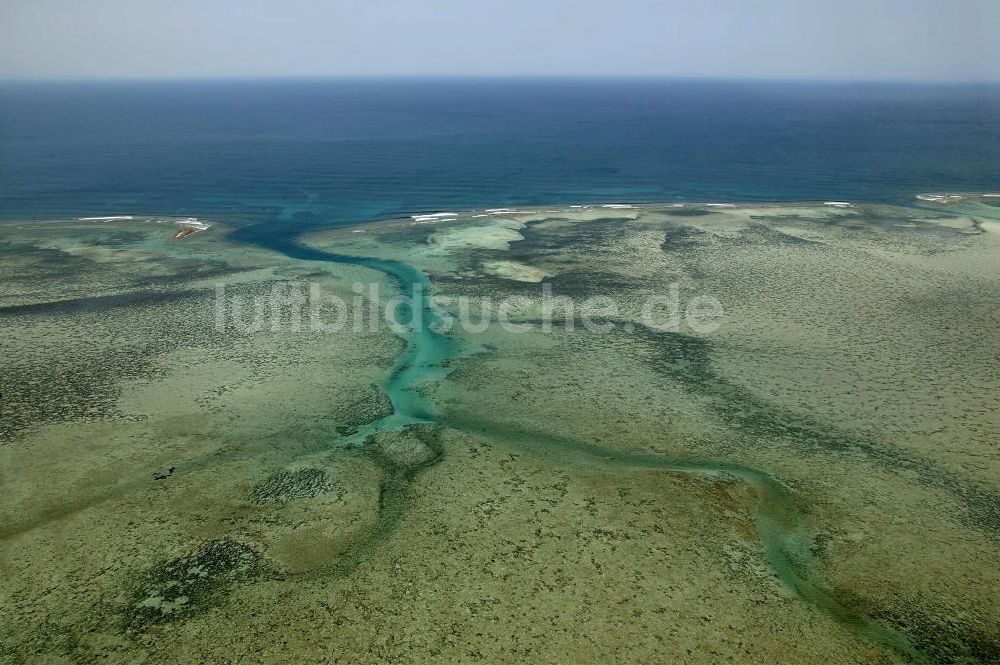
[2,78,999,234]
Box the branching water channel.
[242,227,927,663]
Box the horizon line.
[2,73,1000,86]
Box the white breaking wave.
[916,193,964,203]
[411,212,458,219]
[411,212,459,223]
[176,218,210,230]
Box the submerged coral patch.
[126,539,263,627]
[248,468,336,504]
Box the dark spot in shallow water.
[330,385,395,433]
[664,208,715,217]
[660,225,709,252]
[125,538,263,628]
[152,466,175,481]
[739,223,819,246]
[248,468,335,504]
[0,289,197,317]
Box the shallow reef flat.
[0,218,403,661]
[307,202,1000,663]
[2,202,999,663]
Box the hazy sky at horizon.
[2,0,999,81]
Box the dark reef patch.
[0,289,198,317]
[833,587,1000,665]
[330,384,395,437]
[660,223,818,254]
[1,340,158,442]
[0,290,226,443]
[738,223,820,246]
[324,424,444,576]
[248,468,336,504]
[363,424,444,532]
[125,538,264,628]
[660,225,709,252]
[80,230,148,247]
[513,216,633,257]
[543,268,648,297]
[663,208,716,217]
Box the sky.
[1,0,999,81]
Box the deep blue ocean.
[2,79,999,235]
